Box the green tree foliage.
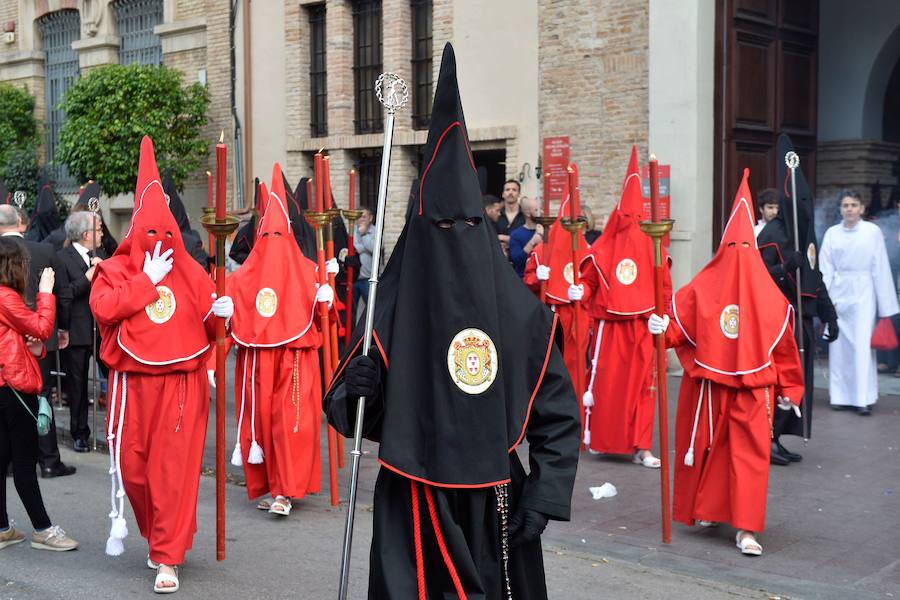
[57,64,210,195]
[0,83,39,175]
[2,148,41,212]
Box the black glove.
[508,508,549,548]
[345,354,380,398]
[782,251,804,273]
[344,254,362,271]
[823,319,839,343]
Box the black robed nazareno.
[324,44,580,599]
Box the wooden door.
[714,0,818,242]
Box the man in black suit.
[56,211,105,453]
[0,205,76,477]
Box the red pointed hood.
[538,169,589,304]
[672,168,793,383]
[582,146,663,319]
[96,136,214,366]
[228,163,320,348]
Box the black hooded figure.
[162,171,210,268]
[289,175,321,261]
[758,133,839,452]
[228,177,262,265]
[0,179,9,205]
[25,175,61,242]
[43,181,119,257]
[324,44,580,600]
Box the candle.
[649,154,660,223]
[567,164,579,220]
[314,152,324,213]
[348,169,356,211]
[324,156,333,210]
[215,139,227,221]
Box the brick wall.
[538,0,649,222]
[817,140,900,208]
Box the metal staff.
[337,72,409,600]
[639,155,674,544]
[88,195,101,451]
[784,151,808,440]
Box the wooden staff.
[639,154,674,544]
[323,156,345,468]
[308,162,340,507]
[563,165,586,423]
[200,134,239,561]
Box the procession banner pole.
[640,154,674,544]
[784,151,808,441]
[337,72,409,600]
[200,133,239,561]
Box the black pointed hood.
[329,44,565,488]
[75,180,118,256]
[283,172,317,260]
[162,171,190,233]
[26,175,60,242]
[229,177,262,264]
[0,179,8,205]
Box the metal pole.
[89,196,100,451]
[785,151,808,440]
[337,73,408,600]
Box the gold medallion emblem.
[616,258,638,286]
[446,328,498,395]
[720,304,739,339]
[256,287,277,318]
[563,262,574,285]
[145,286,176,324]
[807,242,816,270]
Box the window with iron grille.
[115,0,164,66]
[355,148,382,210]
[353,0,383,135]
[40,10,80,192]
[309,4,327,137]
[410,0,432,129]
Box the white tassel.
[110,516,128,539]
[105,535,124,557]
[116,489,125,498]
[231,442,243,467]
[582,390,594,408]
[583,429,591,445]
[248,440,264,464]
[684,449,694,467]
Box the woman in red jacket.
[0,237,79,552]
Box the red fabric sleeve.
[663,317,687,349]
[0,290,56,341]
[90,271,160,327]
[523,252,541,294]
[773,322,804,404]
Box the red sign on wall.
[542,136,570,211]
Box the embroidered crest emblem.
[447,328,498,395]
[256,287,277,318]
[720,304,739,339]
[563,262,575,285]
[616,258,637,285]
[145,286,176,324]
[807,242,816,270]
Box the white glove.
[211,293,234,319]
[567,284,584,302]
[316,284,334,307]
[647,313,669,335]
[536,265,550,281]
[325,257,339,276]
[208,370,216,389]
[777,395,802,418]
[142,241,174,285]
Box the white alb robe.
[820,220,899,407]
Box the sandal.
[735,530,762,556]
[269,496,292,516]
[632,450,661,469]
[697,520,719,527]
[256,499,272,511]
[153,565,179,594]
[147,555,159,569]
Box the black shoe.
[776,442,802,462]
[770,442,791,466]
[831,404,855,411]
[41,463,77,478]
[73,439,90,453]
[857,406,873,416]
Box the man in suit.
[0,204,76,477]
[57,211,105,453]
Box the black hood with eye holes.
[329,43,562,488]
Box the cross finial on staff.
[88,196,100,213]
[375,73,410,115]
[785,151,799,170]
[13,191,25,209]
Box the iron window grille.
[40,9,80,192]
[410,0,432,130]
[355,148,382,210]
[115,0,163,66]
[353,0,383,135]
[309,4,327,137]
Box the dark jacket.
[56,243,97,345]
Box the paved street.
[3,359,899,599]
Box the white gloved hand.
[647,313,669,335]
[208,370,216,389]
[142,241,174,285]
[777,395,802,418]
[211,293,234,319]
[536,265,550,281]
[325,257,339,276]
[567,284,584,302]
[316,284,334,306]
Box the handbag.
[871,317,898,351]
[10,388,52,437]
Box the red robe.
[227,164,324,501]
